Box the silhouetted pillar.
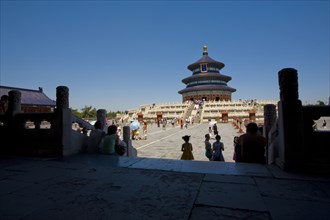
[264,104,277,164]
[55,86,71,156]
[8,90,21,116]
[56,86,69,109]
[5,90,22,153]
[276,68,304,171]
[123,125,137,157]
[97,109,107,132]
[123,125,131,156]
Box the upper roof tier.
[187,46,225,71]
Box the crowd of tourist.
[180,122,267,164]
[83,115,267,165]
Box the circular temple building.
[178,46,236,102]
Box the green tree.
[71,108,82,118]
[317,100,325,106]
[81,106,97,119]
[107,110,123,119]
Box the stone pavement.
[1,154,330,220]
[131,122,238,162]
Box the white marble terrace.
[126,100,278,122]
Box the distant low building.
[0,86,56,114]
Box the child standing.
[208,127,213,139]
[180,135,194,160]
[212,134,225,161]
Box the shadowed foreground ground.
[1,154,330,220]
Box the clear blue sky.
[1,1,329,111]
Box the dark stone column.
[276,68,304,171]
[123,125,137,157]
[54,86,71,156]
[263,104,277,164]
[8,90,21,116]
[56,86,69,109]
[3,90,22,154]
[123,125,130,156]
[97,109,107,132]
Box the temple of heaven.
[178,46,236,102]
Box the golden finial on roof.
[203,45,207,53]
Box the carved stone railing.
[271,68,330,174]
[14,112,56,129]
[72,115,95,131]
[199,101,206,122]
[0,86,84,157]
[11,112,60,156]
[301,106,330,173]
[0,86,139,158]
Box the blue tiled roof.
[0,86,56,106]
[182,72,232,84]
[187,54,225,71]
[178,84,236,94]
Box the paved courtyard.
[131,122,239,162]
[1,120,330,219]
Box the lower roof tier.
[178,84,236,94]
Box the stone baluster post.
[34,119,41,130]
[122,125,137,157]
[97,109,107,132]
[123,125,131,156]
[8,90,21,116]
[4,90,22,153]
[55,86,71,156]
[56,86,69,109]
[7,90,24,130]
[263,104,277,164]
[276,68,304,171]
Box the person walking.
[213,123,218,136]
[184,119,189,129]
[233,136,241,162]
[180,135,194,160]
[212,134,225,161]
[204,134,213,161]
[143,121,148,140]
